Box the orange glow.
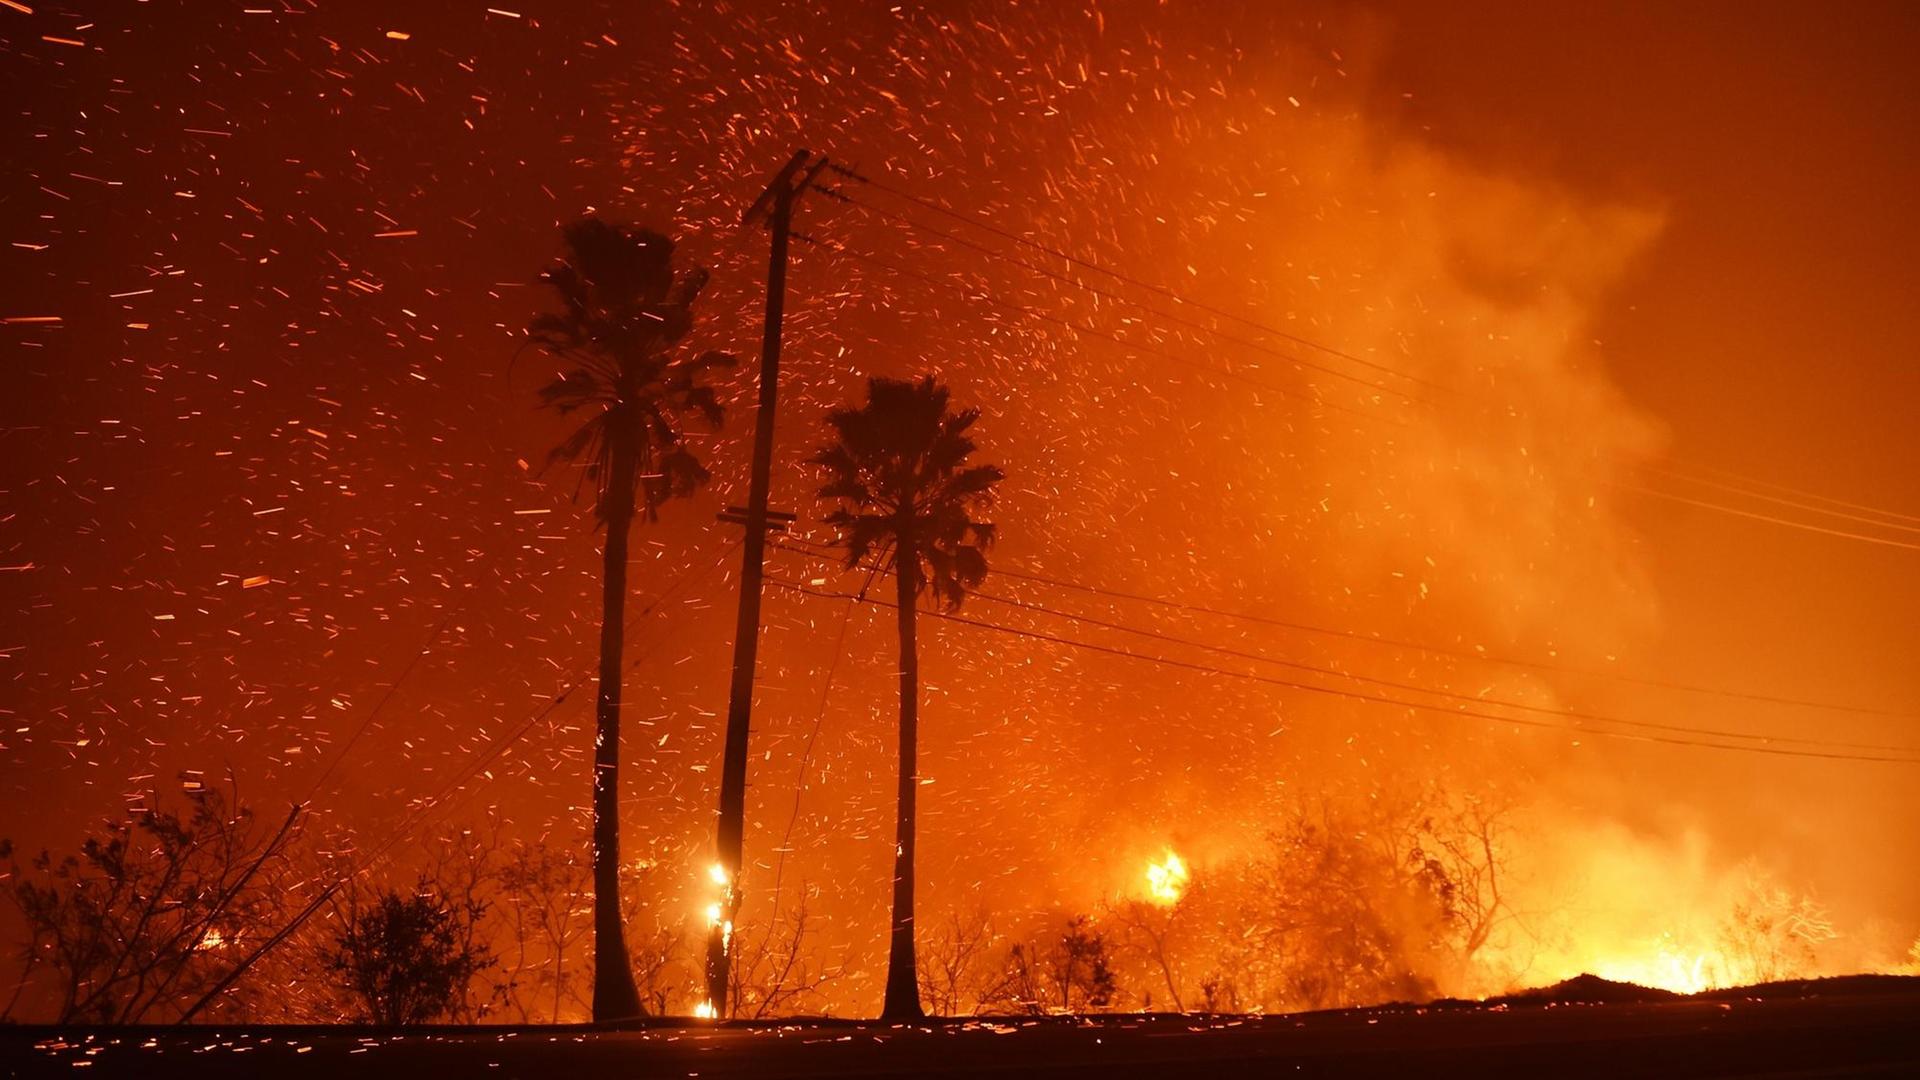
[1144,851,1189,906]
[1588,935,1718,995]
[1,0,1913,1030]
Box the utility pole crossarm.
[741,149,820,228]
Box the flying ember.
[0,2,1915,1076]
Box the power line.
[812,211,1920,556]
[826,163,1433,390]
[299,547,506,807]
[762,574,1920,766]
[818,183,1433,400]
[776,534,1917,721]
[1616,482,1920,552]
[765,545,888,931]
[792,229,1397,424]
[766,597,856,918]
[770,541,1920,755]
[1636,463,1920,536]
[186,541,740,1019]
[824,165,1920,556]
[965,584,1920,755]
[388,536,744,830]
[1656,459,1920,528]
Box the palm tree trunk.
[590,444,643,1021]
[881,536,926,1019]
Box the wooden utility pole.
[707,148,826,1018]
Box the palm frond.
[813,374,1003,608]
[941,464,1004,502]
[525,216,730,524]
[537,369,616,415]
[639,444,711,521]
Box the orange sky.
[2,0,1915,1013]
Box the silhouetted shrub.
[328,878,494,1025]
[0,780,297,1023]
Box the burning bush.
[1124,790,1513,1013]
[1711,867,1837,986]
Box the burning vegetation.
[0,773,1889,1021]
[1,0,1915,1031]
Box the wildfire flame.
[1145,850,1190,906]
[705,862,734,948]
[1590,933,1720,995]
[692,1000,716,1020]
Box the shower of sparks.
[0,0,1914,1023]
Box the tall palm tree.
[527,217,731,1020]
[811,375,1003,1019]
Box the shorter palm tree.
[812,375,1003,1019]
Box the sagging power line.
[770,540,1920,756]
[763,574,1920,766]
[776,534,1918,721]
[820,162,1920,553]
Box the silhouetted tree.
[0,780,298,1023]
[1242,796,1467,1010]
[1712,865,1835,985]
[1048,915,1118,1012]
[984,915,1119,1014]
[494,839,591,1021]
[812,375,1003,1019]
[1196,969,1244,1014]
[620,856,692,1017]
[416,822,515,1022]
[982,939,1046,1015]
[919,906,994,1016]
[1113,889,1193,1012]
[328,878,493,1026]
[526,217,732,1020]
[724,888,845,1018]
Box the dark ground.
[6,978,1918,1078]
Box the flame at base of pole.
[702,861,738,1019]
